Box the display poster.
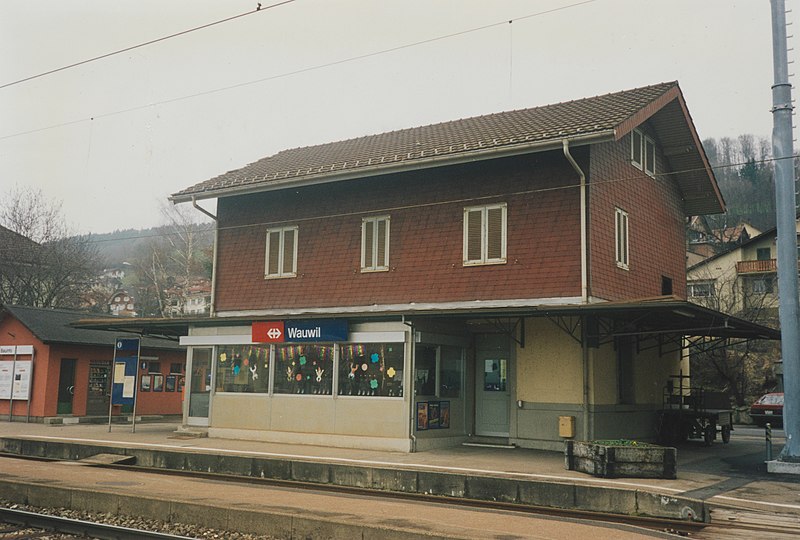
[0,360,32,400]
[111,338,139,406]
[416,400,450,431]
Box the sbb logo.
[252,321,285,343]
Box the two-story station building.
[153,82,777,452]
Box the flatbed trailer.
[657,374,733,446]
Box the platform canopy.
[72,297,779,347]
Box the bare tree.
[687,268,780,406]
[0,187,103,309]
[130,203,212,317]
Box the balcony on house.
[736,259,777,274]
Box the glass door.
[187,348,212,426]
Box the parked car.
[750,393,784,427]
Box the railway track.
[0,451,795,539]
[0,506,195,540]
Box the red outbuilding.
[0,304,185,422]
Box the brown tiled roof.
[0,225,41,263]
[173,82,684,201]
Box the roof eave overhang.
[170,130,615,204]
[614,86,725,216]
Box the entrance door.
[57,359,76,415]
[187,348,212,426]
[86,362,110,415]
[474,335,510,437]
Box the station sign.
[0,345,34,356]
[252,319,348,343]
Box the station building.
[0,305,185,422]
[86,82,778,451]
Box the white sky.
[0,0,797,234]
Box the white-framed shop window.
[463,203,507,266]
[361,216,390,272]
[265,225,298,278]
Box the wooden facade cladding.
[213,134,690,312]
[587,136,687,301]
[214,151,585,312]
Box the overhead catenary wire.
[0,1,296,91]
[0,0,598,142]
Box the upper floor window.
[631,128,656,177]
[756,247,771,261]
[463,203,507,266]
[688,281,715,298]
[265,226,298,279]
[615,207,629,270]
[361,216,390,272]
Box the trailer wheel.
[721,425,731,444]
[703,424,715,446]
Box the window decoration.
[274,344,333,394]
[361,216,390,272]
[338,343,404,397]
[215,345,270,393]
[463,203,507,266]
[265,226,298,278]
[615,207,629,269]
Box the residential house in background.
[165,279,212,317]
[158,82,776,452]
[108,289,137,317]
[686,216,761,268]
[686,223,797,320]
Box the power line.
[0,0,296,91]
[0,0,597,142]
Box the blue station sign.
[252,319,349,343]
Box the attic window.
[631,128,657,177]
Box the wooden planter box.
[565,440,677,479]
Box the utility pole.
[770,0,800,462]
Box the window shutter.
[282,228,296,274]
[486,206,504,260]
[363,219,375,268]
[466,209,483,262]
[267,230,280,275]
[376,218,387,267]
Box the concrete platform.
[0,421,798,528]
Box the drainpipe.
[191,196,218,316]
[562,139,588,303]
[563,140,591,441]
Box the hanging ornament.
[370,353,379,363]
[295,373,303,381]
[219,352,227,363]
[370,379,379,389]
[315,367,324,382]
[361,363,368,371]
[387,367,396,378]
[286,366,293,381]
[250,365,258,380]
[299,356,307,366]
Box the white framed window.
[615,207,629,270]
[631,128,656,177]
[644,136,656,177]
[688,281,715,298]
[631,129,643,170]
[361,216,390,272]
[264,226,298,278]
[463,203,507,266]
